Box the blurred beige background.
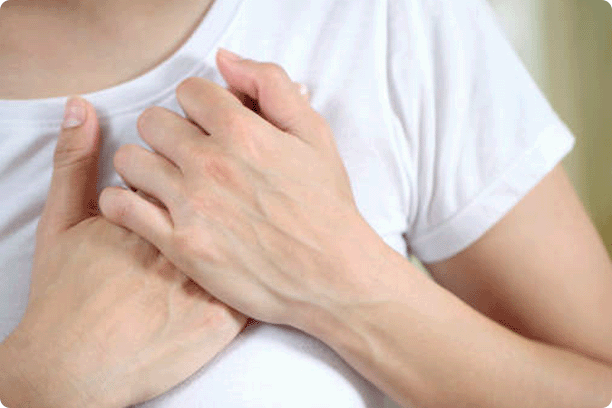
[490,0,612,256]
[384,0,612,407]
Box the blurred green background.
[385,1,612,407]
[489,0,612,257]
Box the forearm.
[0,334,42,408]
[307,234,612,408]
[0,332,87,408]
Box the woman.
[0,0,611,407]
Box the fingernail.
[298,83,309,97]
[62,96,87,129]
[219,48,243,62]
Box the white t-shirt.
[0,0,575,406]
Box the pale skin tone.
[1,1,612,408]
[0,0,217,99]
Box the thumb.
[216,48,322,145]
[38,96,101,239]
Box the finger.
[226,82,308,112]
[215,49,322,145]
[113,143,183,211]
[226,86,260,114]
[99,186,173,251]
[174,76,255,149]
[38,96,101,240]
[295,82,310,102]
[137,106,209,168]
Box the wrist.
[298,214,417,346]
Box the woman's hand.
[98,49,383,333]
[0,97,247,408]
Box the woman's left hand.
[99,49,379,331]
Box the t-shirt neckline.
[0,0,245,125]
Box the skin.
[97,51,612,408]
[0,0,216,99]
[0,96,248,408]
[1,1,611,407]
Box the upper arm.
[424,163,612,367]
[386,0,611,369]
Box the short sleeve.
[389,0,576,264]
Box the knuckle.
[103,189,133,225]
[203,153,238,186]
[112,199,133,226]
[173,227,225,266]
[201,301,240,330]
[234,132,262,162]
[173,229,198,257]
[53,138,94,170]
[221,113,260,157]
[221,111,250,135]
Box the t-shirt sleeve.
[390,0,576,264]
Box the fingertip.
[99,185,173,250]
[217,48,244,64]
[77,96,101,142]
[61,96,87,130]
[59,96,101,154]
[98,186,123,220]
[84,99,101,145]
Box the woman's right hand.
[0,96,248,408]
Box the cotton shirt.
[0,0,575,406]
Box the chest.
[0,54,162,100]
[0,16,191,101]
[0,71,414,336]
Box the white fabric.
[0,0,574,406]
